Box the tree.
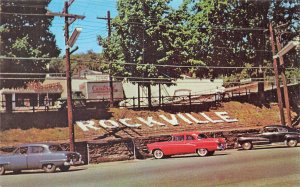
[0,0,60,88]
[100,0,203,106]
[99,0,299,107]
[185,0,299,79]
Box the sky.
[48,0,181,56]
[48,0,118,55]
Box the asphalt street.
[1,145,300,187]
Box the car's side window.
[31,146,45,154]
[277,128,288,133]
[265,128,278,133]
[173,135,184,141]
[49,145,63,152]
[186,135,195,141]
[198,134,207,139]
[15,147,28,154]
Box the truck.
[79,81,124,108]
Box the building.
[0,82,62,112]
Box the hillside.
[0,101,298,147]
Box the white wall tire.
[43,164,56,173]
[287,139,298,147]
[0,165,5,175]
[241,142,253,150]
[197,148,208,157]
[153,149,164,159]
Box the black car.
[236,125,300,150]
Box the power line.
[0,56,62,60]
[115,76,300,81]
[1,77,298,84]
[0,73,65,75]
[113,76,175,80]
[1,56,298,70]
[0,78,47,80]
[0,12,53,16]
[108,61,298,70]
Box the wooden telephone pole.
[47,0,85,151]
[269,24,285,125]
[97,11,114,107]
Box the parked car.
[0,143,84,175]
[147,132,227,159]
[236,125,300,150]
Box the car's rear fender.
[238,137,270,144]
[285,134,300,141]
[195,141,218,151]
[40,159,66,167]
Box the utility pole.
[47,0,85,151]
[269,24,285,125]
[97,11,114,107]
[276,35,292,127]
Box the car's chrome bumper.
[234,142,241,148]
[217,143,227,150]
[64,159,84,166]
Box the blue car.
[0,143,83,175]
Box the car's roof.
[264,125,289,128]
[171,131,201,136]
[18,143,60,147]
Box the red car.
[147,132,227,159]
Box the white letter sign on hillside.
[99,120,119,129]
[177,113,193,125]
[75,111,238,131]
[137,117,166,127]
[76,121,100,131]
[200,113,224,123]
[215,112,238,122]
[159,114,179,126]
[185,113,209,124]
[119,118,142,128]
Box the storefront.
[0,82,62,112]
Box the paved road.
[1,145,300,187]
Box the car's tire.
[241,142,253,150]
[197,148,208,157]
[0,165,5,175]
[287,139,298,147]
[12,170,22,174]
[207,151,215,156]
[43,164,56,173]
[59,165,70,172]
[153,149,164,159]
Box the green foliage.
[49,50,107,76]
[0,0,60,88]
[99,0,299,84]
[187,0,299,79]
[100,0,201,86]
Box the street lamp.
[273,37,300,59]
[67,27,82,48]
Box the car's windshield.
[49,145,63,152]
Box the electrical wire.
[0,73,65,75]
[1,56,298,71]
[0,12,53,16]
[0,56,62,60]
[106,61,298,70]
[1,77,298,85]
